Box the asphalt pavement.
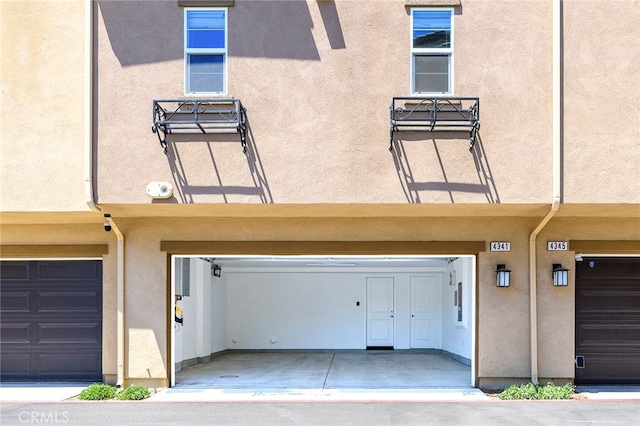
[1,400,639,426]
[1,383,639,426]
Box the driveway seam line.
[322,353,336,392]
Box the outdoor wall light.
[103,214,112,232]
[496,264,511,287]
[212,264,222,278]
[552,263,569,286]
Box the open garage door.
[170,255,476,388]
[575,257,640,384]
[0,260,103,382]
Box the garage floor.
[175,352,471,389]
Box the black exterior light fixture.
[496,264,511,287]
[103,214,111,232]
[212,264,222,278]
[200,258,222,278]
[552,263,569,286]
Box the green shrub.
[498,382,574,400]
[115,385,151,401]
[78,383,117,401]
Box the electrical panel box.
[175,258,190,297]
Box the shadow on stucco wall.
[165,116,273,204]
[471,134,500,203]
[230,0,320,60]
[98,1,183,67]
[391,133,500,204]
[317,0,346,50]
[98,0,330,67]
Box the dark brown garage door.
[575,257,640,384]
[0,260,102,382]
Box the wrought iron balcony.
[390,97,480,151]
[152,99,247,154]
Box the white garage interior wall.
[174,258,227,369]
[442,257,473,362]
[173,256,474,375]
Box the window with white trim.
[184,8,227,95]
[411,8,453,94]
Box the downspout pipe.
[529,0,562,385]
[529,198,560,385]
[105,214,125,389]
[84,0,125,388]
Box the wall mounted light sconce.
[200,258,222,277]
[212,264,222,278]
[552,263,569,286]
[496,264,511,287]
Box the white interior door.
[366,277,395,347]
[410,275,438,348]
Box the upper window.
[411,9,453,94]
[184,8,227,95]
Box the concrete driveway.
[1,352,639,403]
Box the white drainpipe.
[529,0,562,385]
[84,0,125,388]
[106,216,125,389]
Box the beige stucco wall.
[94,0,556,205]
[563,0,640,203]
[0,0,89,212]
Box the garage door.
[575,257,640,384]
[0,260,102,381]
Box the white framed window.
[184,8,227,95]
[411,8,453,95]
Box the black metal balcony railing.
[389,97,480,151]
[152,99,246,154]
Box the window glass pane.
[187,10,225,49]
[413,10,451,48]
[190,74,224,93]
[187,10,225,30]
[415,74,449,93]
[188,55,224,93]
[414,55,449,93]
[188,30,225,49]
[189,54,224,72]
[415,55,448,73]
